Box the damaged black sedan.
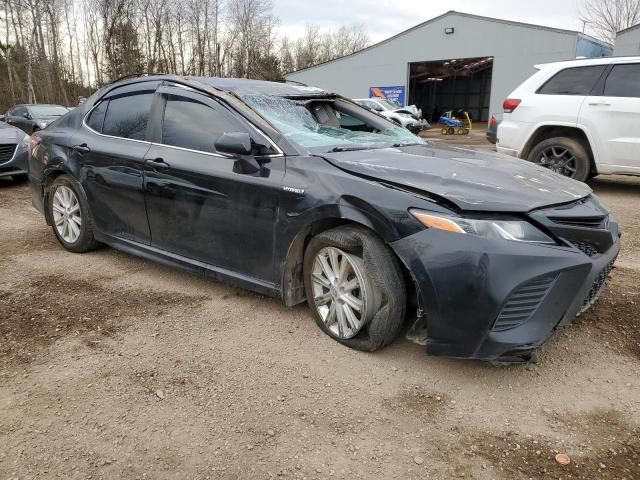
[29,76,620,363]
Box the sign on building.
[369,86,406,107]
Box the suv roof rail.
[109,72,171,84]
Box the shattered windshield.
[242,94,423,152]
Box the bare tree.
[581,0,640,44]
[0,0,370,110]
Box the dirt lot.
[1,166,639,479]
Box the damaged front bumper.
[390,219,621,363]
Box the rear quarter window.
[86,101,108,133]
[604,64,640,98]
[537,65,606,95]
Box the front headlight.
[410,210,555,244]
[19,134,30,149]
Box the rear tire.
[47,175,101,253]
[527,137,591,182]
[303,226,406,352]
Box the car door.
[71,82,159,243]
[580,62,640,171]
[143,86,285,284]
[532,65,608,126]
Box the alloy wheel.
[311,246,370,339]
[52,185,82,244]
[537,146,578,177]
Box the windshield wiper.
[392,142,424,148]
[329,146,370,152]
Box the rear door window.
[604,64,640,98]
[102,92,154,140]
[537,66,606,95]
[161,94,246,153]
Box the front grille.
[0,144,16,164]
[493,275,557,332]
[571,241,599,257]
[549,216,608,229]
[578,258,616,315]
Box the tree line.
[0,0,370,110]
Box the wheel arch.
[41,167,91,227]
[280,205,402,307]
[521,125,598,176]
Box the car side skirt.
[94,232,281,298]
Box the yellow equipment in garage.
[439,110,472,135]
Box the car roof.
[105,75,328,98]
[535,55,640,70]
[191,77,327,96]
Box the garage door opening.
[408,57,493,123]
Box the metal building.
[615,24,640,56]
[285,11,611,122]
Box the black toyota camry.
[28,75,620,363]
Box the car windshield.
[28,105,69,117]
[242,94,423,152]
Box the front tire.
[527,137,591,182]
[303,226,406,352]
[47,175,101,253]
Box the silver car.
[0,122,29,180]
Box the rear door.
[72,82,159,243]
[580,62,640,172]
[533,65,608,124]
[143,86,285,284]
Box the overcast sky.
[273,0,586,41]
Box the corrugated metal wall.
[286,13,598,118]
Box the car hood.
[320,143,592,212]
[0,122,25,144]
[35,115,62,124]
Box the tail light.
[503,98,522,113]
[489,116,497,127]
[30,134,41,154]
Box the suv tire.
[527,137,591,182]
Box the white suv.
[497,56,640,182]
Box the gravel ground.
[1,170,639,480]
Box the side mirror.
[23,112,31,119]
[214,132,252,156]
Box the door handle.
[149,157,170,169]
[72,143,91,154]
[588,102,611,106]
